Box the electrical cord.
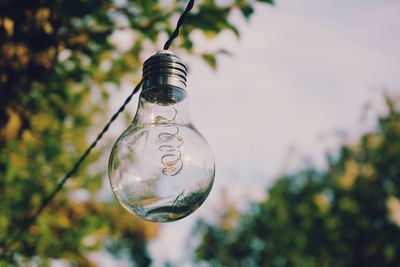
[1,0,195,261]
[164,0,194,50]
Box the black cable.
[164,0,195,50]
[1,0,195,261]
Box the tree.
[194,96,400,267]
[0,0,274,265]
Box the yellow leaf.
[387,196,400,227]
[2,17,14,36]
[338,159,358,190]
[314,193,330,213]
[0,108,22,142]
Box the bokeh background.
[1,0,400,266]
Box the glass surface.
[109,87,215,222]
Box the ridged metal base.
[142,50,188,91]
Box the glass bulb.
[108,51,215,222]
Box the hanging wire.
[164,0,195,50]
[1,0,195,261]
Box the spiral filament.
[155,108,184,176]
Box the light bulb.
[108,50,215,222]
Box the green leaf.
[240,5,254,19]
[202,54,217,69]
[217,49,232,56]
[257,0,275,4]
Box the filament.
[155,108,183,176]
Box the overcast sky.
[87,0,400,266]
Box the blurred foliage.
[194,96,400,267]
[0,0,273,265]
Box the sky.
[86,0,400,266]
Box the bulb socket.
[142,50,188,91]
